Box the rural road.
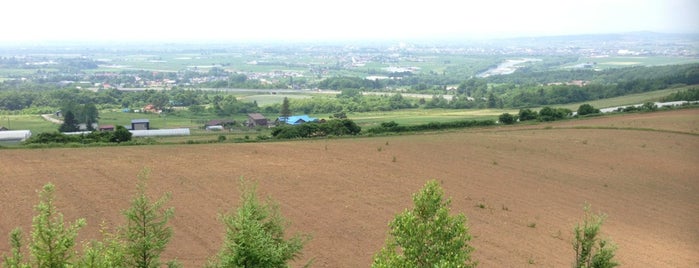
[41,114,63,124]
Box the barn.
[99,125,115,131]
[246,113,269,127]
[131,119,150,130]
[0,130,32,142]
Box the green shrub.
[577,104,600,116]
[518,108,538,121]
[539,107,571,121]
[272,119,361,139]
[372,180,476,268]
[573,205,619,268]
[207,179,310,267]
[499,113,517,124]
[368,119,495,134]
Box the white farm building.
[0,130,32,142]
[130,128,190,137]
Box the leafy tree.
[29,183,86,267]
[60,102,99,129]
[207,179,310,268]
[145,90,170,110]
[498,113,516,124]
[83,103,99,131]
[280,97,291,122]
[573,205,618,268]
[58,111,80,132]
[123,170,176,268]
[539,107,571,121]
[111,125,133,143]
[372,180,476,268]
[487,92,498,108]
[518,108,538,121]
[577,104,600,116]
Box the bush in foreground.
[372,180,476,268]
[2,183,86,267]
[207,179,310,268]
[573,205,618,268]
[123,170,177,268]
[1,172,178,268]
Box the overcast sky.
[1,0,697,43]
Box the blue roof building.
[277,115,317,125]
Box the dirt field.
[1,109,698,267]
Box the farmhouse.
[0,130,32,142]
[246,113,269,128]
[277,115,317,125]
[131,119,150,130]
[99,125,115,131]
[143,104,160,113]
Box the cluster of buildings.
[204,113,318,131]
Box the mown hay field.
[1,109,698,267]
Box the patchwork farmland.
[1,109,698,267]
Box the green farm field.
[2,86,692,138]
[571,56,699,69]
[560,86,698,111]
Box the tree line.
[2,179,617,268]
[1,64,696,116]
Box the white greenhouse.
[0,130,32,142]
[130,128,190,137]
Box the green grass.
[1,114,58,133]
[0,68,53,77]
[560,86,694,111]
[349,108,507,128]
[239,94,313,106]
[98,110,199,129]
[568,56,699,69]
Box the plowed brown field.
[2,109,698,267]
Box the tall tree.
[207,179,310,268]
[122,170,176,268]
[29,183,86,267]
[372,180,476,268]
[58,111,79,132]
[280,97,291,123]
[83,103,99,130]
